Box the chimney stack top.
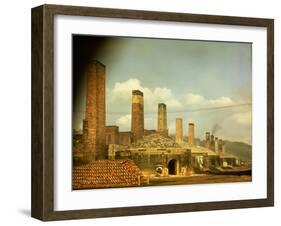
[132,90,143,96]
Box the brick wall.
[119,132,132,146]
[105,126,119,145]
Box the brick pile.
[131,134,180,148]
[72,160,143,189]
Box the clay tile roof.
[72,160,143,189]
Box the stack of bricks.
[72,160,143,189]
[144,129,157,136]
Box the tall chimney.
[131,90,144,142]
[157,103,168,137]
[214,137,219,152]
[188,123,195,145]
[83,60,106,161]
[222,140,226,153]
[175,118,183,143]
[210,135,215,151]
[205,132,210,149]
[218,139,223,152]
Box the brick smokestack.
[175,118,183,143]
[205,132,210,149]
[215,137,219,152]
[222,140,226,153]
[210,134,215,151]
[83,60,106,161]
[157,103,168,137]
[218,139,223,152]
[131,90,144,141]
[188,123,195,145]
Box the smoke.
[211,123,221,135]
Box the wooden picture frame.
[31,4,274,221]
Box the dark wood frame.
[31,4,274,221]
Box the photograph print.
[72,35,252,190]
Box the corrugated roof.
[72,160,142,189]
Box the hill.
[224,140,252,161]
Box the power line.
[73,103,252,115]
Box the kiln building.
[73,60,241,175]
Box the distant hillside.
[224,141,252,161]
[199,139,252,161]
[151,134,252,161]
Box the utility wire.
[73,103,252,115]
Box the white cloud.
[185,93,205,105]
[111,79,142,102]
[109,82,251,143]
[166,98,183,109]
[185,93,234,107]
[110,78,183,111]
[115,114,155,131]
[116,114,131,130]
[154,87,172,100]
[209,96,233,105]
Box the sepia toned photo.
[72,35,252,190]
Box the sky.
[72,35,252,144]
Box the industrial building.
[73,60,242,182]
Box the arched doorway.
[168,159,178,175]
